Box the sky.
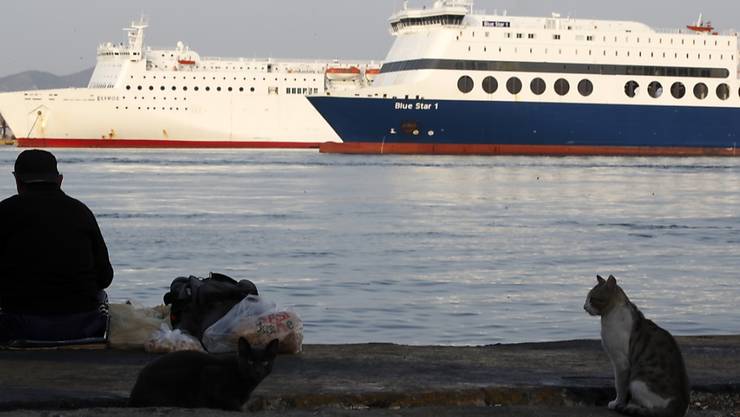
[1,0,739,77]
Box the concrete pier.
[1,335,739,416]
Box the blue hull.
[308,97,740,155]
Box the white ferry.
[309,0,740,156]
[0,19,380,148]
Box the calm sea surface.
[1,147,738,345]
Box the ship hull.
[15,138,319,149]
[0,87,342,149]
[309,97,740,156]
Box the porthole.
[206,87,211,92]
[148,86,154,91]
[160,86,165,91]
[716,83,730,100]
[693,83,708,99]
[648,81,663,98]
[506,77,522,94]
[250,87,255,92]
[217,87,222,92]
[554,78,569,96]
[126,85,131,90]
[457,76,474,94]
[577,79,593,96]
[625,81,639,98]
[482,76,498,94]
[530,78,546,95]
[239,87,244,92]
[194,87,199,91]
[670,82,686,99]
[183,86,188,91]
[228,87,233,92]
[137,86,142,90]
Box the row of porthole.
[458,75,594,97]
[624,80,736,100]
[458,75,739,100]
[126,85,256,92]
[115,106,189,111]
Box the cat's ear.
[238,337,252,357]
[606,275,617,288]
[597,275,605,284]
[265,339,280,359]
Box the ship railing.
[199,55,378,66]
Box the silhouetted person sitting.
[0,150,113,345]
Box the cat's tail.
[616,400,688,417]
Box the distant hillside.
[0,67,94,92]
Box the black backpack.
[163,272,258,339]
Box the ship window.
[716,83,730,100]
[149,86,154,91]
[506,77,522,94]
[172,86,176,91]
[137,86,142,90]
[457,76,474,93]
[217,87,222,92]
[554,78,570,95]
[648,81,663,98]
[670,82,686,99]
[553,34,561,40]
[194,87,199,91]
[206,87,211,91]
[228,87,233,92]
[625,81,639,97]
[530,78,546,95]
[577,79,593,96]
[239,87,244,92]
[126,85,131,90]
[183,86,188,91]
[482,76,498,94]
[693,83,708,99]
[250,87,255,92]
[160,86,165,91]
[516,33,523,39]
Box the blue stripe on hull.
[308,97,740,149]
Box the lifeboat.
[365,67,381,81]
[325,66,361,81]
[178,59,196,65]
[686,14,715,34]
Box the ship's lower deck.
[308,96,740,156]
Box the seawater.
[1,147,738,345]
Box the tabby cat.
[584,275,689,417]
[129,337,279,410]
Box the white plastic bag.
[109,303,170,350]
[144,323,205,353]
[202,295,303,354]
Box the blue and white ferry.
[309,0,740,156]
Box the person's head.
[13,149,63,194]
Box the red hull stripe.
[319,142,740,157]
[16,138,321,149]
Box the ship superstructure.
[0,19,380,148]
[309,0,740,156]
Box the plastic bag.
[202,295,303,354]
[109,303,170,350]
[144,323,205,353]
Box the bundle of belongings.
[110,273,303,354]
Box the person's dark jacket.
[0,184,113,314]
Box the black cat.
[130,338,279,410]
